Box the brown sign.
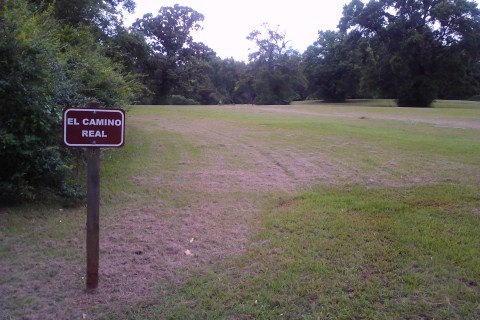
[63,108,125,147]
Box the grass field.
[1,101,479,319]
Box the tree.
[338,0,480,107]
[28,0,135,38]
[132,5,212,104]
[209,58,248,104]
[234,70,257,104]
[173,41,218,104]
[104,27,151,75]
[303,30,362,102]
[247,23,306,104]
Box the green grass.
[293,98,480,109]
[2,101,479,319]
[114,103,479,319]
[141,184,480,319]
[101,116,204,210]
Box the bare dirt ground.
[1,105,478,319]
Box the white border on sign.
[63,108,125,147]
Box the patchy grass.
[1,101,479,319]
[127,184,480,320]
[100,123,203,210]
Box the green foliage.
[303,30,362,102]
[247,24,306,105]
[0,0,140,204]
[0,1,71,202]
[174,42,218,104]
[335,0,480,107]
[104,27,151,75]
[61,25,142,108]
[132,5,218,104]
[28,0,135,39]
[304,0,480,106]
[209,58,248,104]
[133,5,204,57]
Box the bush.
[0,0,140,204]
[0,2,69,202]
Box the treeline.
[125,6,306,105]
[1,0,480,203]
[305,0,480,107]
[126,1,480,107]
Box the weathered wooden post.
[86,147,100,290]
[62,102,125,292]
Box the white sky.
[124,0,347,61]
[124,0,480,62]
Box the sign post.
[63,102,125,291]
[86,147,100,290]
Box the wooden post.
[86,147,100,291]
[62,101,125,292]
[63,101,124,293]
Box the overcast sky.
[124,0,347,61]
[124,0,480,62]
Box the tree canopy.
[131,5,215,104]
[247,24,306,104]
[303,30,363,102]
[331,0,480,107]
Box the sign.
[62,103,126,291]
[63,108,125,147]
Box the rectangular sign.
[63,108,125,147]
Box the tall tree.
[303,30,363,102]
[132,5,211,104]
[209,58,248,104]
[247,23,306,104]
[133,5,204,57]
[28,0,135,39]
[338,0,480,107]
[104,27,151,74]
[174,41,218,104]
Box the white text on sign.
[63,108,125,148]
[82,130,107,137]
[67,118,122,127]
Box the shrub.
[0,0,140,204]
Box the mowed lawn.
[1,101,479,319]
